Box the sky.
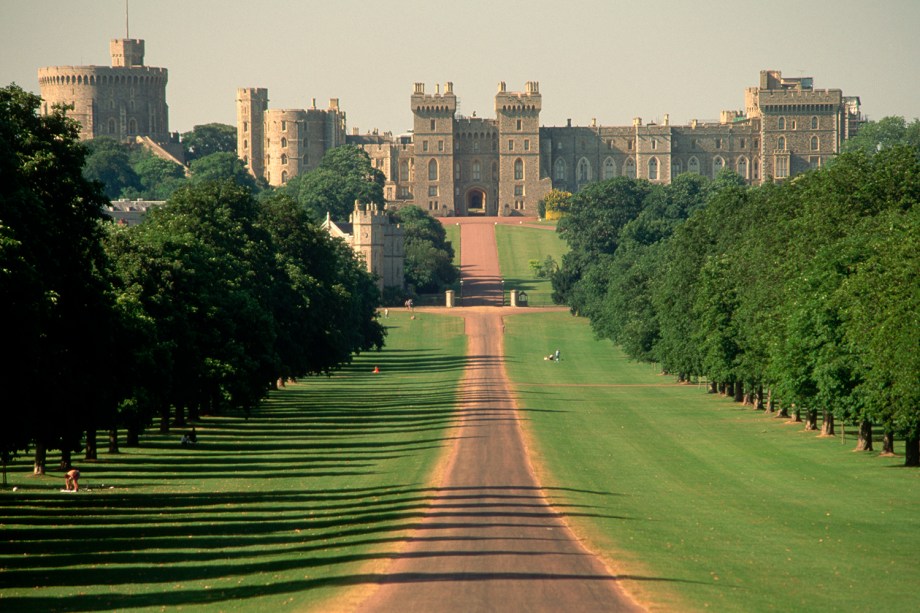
[2,0,919,135]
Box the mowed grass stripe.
[503,311,920,613]
[0,311,465,612]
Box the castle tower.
[237,88,268,180]
[411,82,457,215]
[495,81,549,216]
[38,38,171,146]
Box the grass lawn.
[494,223,566,307]
[442,222,461,268]
[503,311,920,613]
[0,311,466,612]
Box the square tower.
[237,88,268,180]
[495,82,549,215]
[411,83,457,215]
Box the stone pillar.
[510,289,519,307]
[445,289,455,308]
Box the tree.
[542,189,572,220]
[0,84,116,473]
[83,136,140,200]
[390,205,458,293]
[181,123,237,163]
[278,145,384,222]
[842,116,920,156]
[189,152,259,192]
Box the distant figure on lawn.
[554,349,560,361]
[181,428,198,447]
[64,467,80,491]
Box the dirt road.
[356,221,640,612]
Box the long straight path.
[356,219,640,612]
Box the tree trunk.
[174,401,186,428]
[108,427,120,454]
[820,411,835,436]
[723,382,733,397]
[766,389,775,413]
[126,424,140,447]
[60,448,72,470]
[791,407,801,422]
[804,409,818,431]
[85,429,98,460]
[734,383,745,403]
[855,420,873,452]
[755,386,765,411]
[708,381,718,394]
[905,426,920,467]
[160,403,170,433]
[33,442,46,476]
[881,430,895,455]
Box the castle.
[38,38,183,162]
[322,202,405,291]
[240,71,862,217]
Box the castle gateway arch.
[466,188,489,215]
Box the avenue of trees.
[0,85,385,478]
[553,118,920,466]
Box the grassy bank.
[503,311,920,612]
[494,223,566,306]
[0,311,466,612]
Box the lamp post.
[459,278,463,302]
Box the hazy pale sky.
[3,0,918,135]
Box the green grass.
[503,311,920,613]
[0,311,466,612]
[442,222,461,268]
[494,223,566,306]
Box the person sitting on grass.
[181,428,198,446]
[64,467,80,491]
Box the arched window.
[400,160,409,181]
[281,154,288,165]
[737,157,749,179]
[671,160,682,178]
[688,156,700,174]
[281,137,287,148]
[648,157,659,181]
[777,136,786,151]
[554,158,566,181]
[713,156,725,178]
[811,116,819,130]
[811,136,819,151]
[472,160,482,181]
[281,170,288,183]
[514,158,524,180]
[455,162,462,180]
[127,118,137,135]
[108,118,116,134]
[577,157,591,182]
[603,157,616,180]
[243,139,248,150]
[428,159,438,181]
[778,117,786,130]
[625,158,636,179]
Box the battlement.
[411,82,457,114]
[110,39,145,67]
[495,81,542,112]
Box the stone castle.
[38,38,184,162]
[239,71,862,217]
[322,202,405,291]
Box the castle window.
[281,137,287,148]
[628,139,634,151]
[430,119,436,131]
[810,156,821,169]
[603,157,616,179]
[282,170,288,183]
[811,116,819,130]
[109,99,115,110]
[811,136,819,151]
[472,160,482,181]
[508,139,514,151]
[108,118,117,135]
[778,117,786,130]
[514,185,524,196]
[713,156,725,178]
[777,136,786,151]
[438,140,444,152]
[473,141,480,153]
[754,159,760,179]
[715,138,722,149]
[648,157,659,181]
[737,156,749,179]
[554,158,567,181]
[423,140,429,152]
[514,158,524,180]
[651,139,658,150]
[672,160,682,178]
[455,162,461,180]
[754,138,759,148]
[400,160,410,182]
[244,121,248,132]
[516,119,522,131]
[524,139,530,151]
[281,154,288,165]
[792,120,797,130]
[428,158,438,181]
[775,156,789,178]
[625,158,636,179]
[243,139,248,150]
[282,121,287,131]
[688,156,700,174]
[740,138,746,148]
[428,185,438,197]
[128,118,137,135]
[577,157,592,182]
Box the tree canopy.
[181,123,237,163]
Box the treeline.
[553,119,920,466]
[1,85,385,477]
